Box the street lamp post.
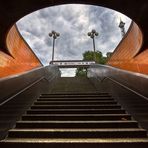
[119,18,125,38]
[49,30,60,61]
[87,29,99,62]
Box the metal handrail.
[0,77,44,106]
[88,64,148,98]
[107,77,148,101]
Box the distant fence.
[50,60,95,68]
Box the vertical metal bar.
[52,38,55,61]
[92,37,96,62]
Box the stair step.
[1,138,148,148]
[31,104,121,109]
[37,98,114,101]
[8,128,147,138]
[41,92,110,96]
[34,101,117,105]
[40,94,112,98]
[22,114,131,121]
[15,121,138,128]
[2,77,148,147]
[27,109,126,114]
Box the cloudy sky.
[16,4,131,76]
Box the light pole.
[49,30,60,61]
[119,18,125,38]
[87,29,99,62]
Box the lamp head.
[92,29,96,33]
[90,34,94,38]
[56,33,60,37]
[49,33,52,37]
[87,32,91,36]
[95,32,99,36]
[53,36,57,39]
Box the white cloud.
[60,68,77,77]
[16,4,131,76]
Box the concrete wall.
[0,65,60,105]
[0,65,60,139]
[88,64,148,132]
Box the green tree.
[83,50,104,64]
[75,50,107,77]
[75,67,87,77]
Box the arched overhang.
[0,0,148,77]
[0,0,148,50]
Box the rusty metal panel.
[107,22,148,75]
[0,25,42,78]
[108,22,143,61]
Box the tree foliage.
[75,50,107,77]
[82,51,107,64]
[75,67,87,77]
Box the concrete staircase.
[1,77,148,147]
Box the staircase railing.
[0,65,60,139]
[88,64,148,98]
[0,65,60,106]
[88,64,148,132]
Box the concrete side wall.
[88,64,148,132]
[0,65,60,105]
[0,65,60,140]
